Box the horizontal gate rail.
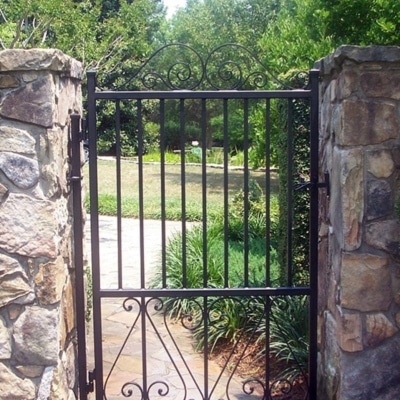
[97,287,311,298]
[88,88,313,101]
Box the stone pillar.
[0,50,82,399]
[317,45,400,400]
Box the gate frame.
[71,58,321,399]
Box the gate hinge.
[294,172,330,196]
[86,369,95,393]
[80,117,87,142]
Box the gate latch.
[87,369,95,393]
[294,172,330,196]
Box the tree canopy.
[1,0,399,77]
[0,0,165,74]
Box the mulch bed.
[209,339,309,400]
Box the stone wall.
[317,45,400,399]
[0,49,82,399]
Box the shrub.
[242,295,309,380]
[276,91,311,286]
[269,295,309,379]
[150,181,283,353]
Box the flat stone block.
[367,149,394,178]
[338,100,399,146]
[340,252,391,312]
[366,179,392,220]
[0,49,82,78]
[361,71,400,99]
[364,313,397,348]
[336,310,363,352]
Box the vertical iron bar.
[287,99,294,287]
[137,99,146,288]
[203,296,209,399]
[137,100,148,396]
[141,298,148,399]
[308,69,320,400]
[180,99,187,288]
[87,71,103,399]
[71,114,87,400]
[201,99,208,288]
[201,100,209,399]
[223,99,229,287]
[115,100,123,289]
[265,99,271,287]
[243,98,250,287]
[265,296,271,395]
[160,100,167,288]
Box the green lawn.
[84,158,278,221]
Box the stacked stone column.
[318,45,400,400]
[0,49,82,399]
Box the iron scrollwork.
[109,43,297,91]
[103,295,309,400]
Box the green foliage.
[164,0,281,51]
[150,181,283,355]
[210,103,247,150]
[150,224,279,291]
[275,91,311,286]
[141,149,248,166]
[155,225,224,289]
[144,121,161,152]
[269,296,309,379]
[236,294,309,379]
[0,0,164,70]
[226,180,279,243]
[193,297,248,352]
[162,120,201,150]
[258,0,335,74]
[318,0,400,46]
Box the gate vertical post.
[71,114,88,400]
[87,70,104,398]
[308,69,320,400]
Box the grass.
[84,158,278,220]
[142,148,241,166]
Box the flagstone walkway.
[85,216,261,400]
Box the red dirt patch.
[209,339,308,400]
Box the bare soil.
[210,339,308,400]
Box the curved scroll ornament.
[121,382,143,398]
[148,381,170,398]
[109,43,301,91]
[204,43,279,89]
[115,43,205,90]
[269,378,294,398]
[242,378,267,398]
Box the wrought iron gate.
[72,44,321,400]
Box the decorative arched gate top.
[99,43,307,91]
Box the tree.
[0,0,165,74]
[164,0,281,51]
[318,0,400,46]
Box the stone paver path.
[85,216,261,400]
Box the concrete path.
[85,216,261,400]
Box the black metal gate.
[72,44,321,400]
